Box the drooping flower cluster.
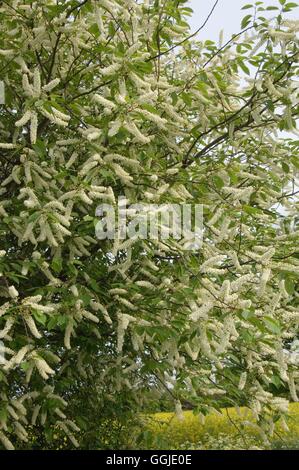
[0,0,298,449]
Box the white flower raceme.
[200,255,226,273]
[175,401,184,421]
[0,431,14,450]
[31,405,41,426]
[30,112,38,144]
[185,342,200,361]
[223,186,254,202]
[163,102,188,125]
[231,274,253,292]
[103,153,140,169]
[126,41,141,57]
[137,109,167,129]
[52,107,70,122]
[207,208,223,227]
[22,74,34,97]
[42,78,60,92]
[3,345,33,371]
[110,162,133,183]
[108,119,122,136]
[124,120,151,144]
[109,288,127,295]
[265,76,284,98]
[38,106,70,127]
[15,110,32,127]
[93,93,116,109]
[135,280,154,288]
[32,354,55,380]
[100,63,121,76]
[57,422,79,448]
[23,300,54,313]
[117,296,136,311]
[189,300,213,321]
[23,314,42,339]
[116,79,127,104]
[258,268,271,296]
[117,313,136,353]
[0,143,17,149]
[70,285,79,297]
[54,408,67,419]
[0,0,297,449]
[238,372,247,391]
[271,397,290,414]
[259,248,276,265]
[220,279,231,301]
[90,301,112,325]
[0,49,14,56]
[14,422,28,442]
[64,321,74,350]
[82,310,99,323]
[33,68,41,96]
[0,318,14,339]
[269,29,296,40]
[288,373,298,402]
[199,327,214,359]
[8,285,19,299]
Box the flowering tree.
[0,0,298,449]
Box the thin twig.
[147,0,220,62]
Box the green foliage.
[0,0,298,450]
[142,403,299,450]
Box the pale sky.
[188,0,298,41]
[189,0,298,194]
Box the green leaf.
[44,427,54,443]
[32,309,47,326]
[266,100,275,112]
[241,310,254,320]
[51,256,63,274]
[282,162,290,173]
[238,59,250,75]
[271,374,282,389]
[48,316,58,330]
[57,315,68,327]
[241,4,253,9]
[132,61,153,74]
[241,14,252,29]
[108,21,116,36]
[284,2,298,7]
[20,361,31,371]
[291,156,299,169]
[88,23,100,37]
[264,317,281,334]
[284,277,295,295]
[76,416,88,430]
[213,175,225,189]
[88,278,101,293]
[181,92,192,106]
[32,140,47,158]
[243,205,261,215]
[0,408,8,423]
[28,212,41,223]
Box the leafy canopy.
[0,0,298,449]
